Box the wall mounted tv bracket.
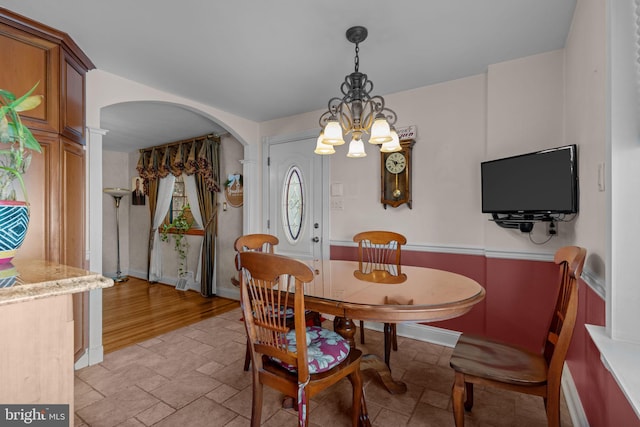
[490,213,557,233]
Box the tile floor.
[74,308,573,426]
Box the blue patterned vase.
[0,201,29,264]
[0,262,17,288]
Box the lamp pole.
[104,188,130,282]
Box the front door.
[265,133,327,290]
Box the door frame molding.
[262,129,330,263]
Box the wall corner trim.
[581,267,606,299]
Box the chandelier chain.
[354,43,360,73]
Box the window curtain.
[192,140,220,296]
[148,175,175,281]
[184,174,209,293]
[137,135,220,296]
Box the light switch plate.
[331,183,344,197]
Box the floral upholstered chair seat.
[273,326,350,374]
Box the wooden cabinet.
[0,19,60,134]
[0,8,95,361]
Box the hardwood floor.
[102,276,239,353]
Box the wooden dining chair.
[449,245,587,427]
[353,230,407,366]
[238,251,366,427]
[233,234,280,371]
[234,233,279,254]
[233,233,321,371]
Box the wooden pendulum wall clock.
[380,140,415,209]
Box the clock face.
[385,152,406,174]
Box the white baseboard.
[127,270,200,292]
[562,363,589,426]
[74,344,105,370]
[74,352,88,370]
[362,320,461,348]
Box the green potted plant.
[160,204,193,278]
[0,83,43,263]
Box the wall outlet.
[547,221,557,236]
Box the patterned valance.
[136,135,221,192]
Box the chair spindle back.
[542,246,586,369]
[239,251,314,378]
[353,230,407,269]
[234,233,279,254]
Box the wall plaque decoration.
[224,173,243,207]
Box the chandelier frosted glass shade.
[369,114,393,144]
[322,118,346,146]
[347,137,367,158]
[316,26,400,157]
[314,131,336,154]
[380,128,401,153]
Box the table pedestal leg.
[333,316,408,396]
[333,316,357,348]
[384,323,392,367]
[360,354,407,394]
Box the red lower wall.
[330,244,640,427]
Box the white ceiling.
[1,1,577,152]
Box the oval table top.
[303,260,485,323]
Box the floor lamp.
[104,188,130,283]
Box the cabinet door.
[0,21,60,133]
[61,138,87,361]
[14,132,60,263]
[61,50,86,144]
[15,136,85,267]
[61,138,85,268]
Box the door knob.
[312,236,320,243]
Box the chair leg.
[243,339,251,371]
[348,368,368,427]
[250,377,263,427]
[452,372,466,427]
[546,386,561,427]
[464,381,474,411]
[391,323,398,351]
[360,320,365,344]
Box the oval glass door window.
[282,166,304,243]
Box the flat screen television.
[481,145,578,215]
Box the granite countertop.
[0,259,114,306]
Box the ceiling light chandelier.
[315,26,401,157]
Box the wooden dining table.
[301,260,486,395]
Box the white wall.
[485,50,574,253]
[127,152,150,278]
[216,134,244,299]
[608,0,640,343]
[86,70,259,148]
[565,0,607,286]
[96,42,599,287]
[87,70,252,291]
[330,75,488,246]
[260,53,582,256]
